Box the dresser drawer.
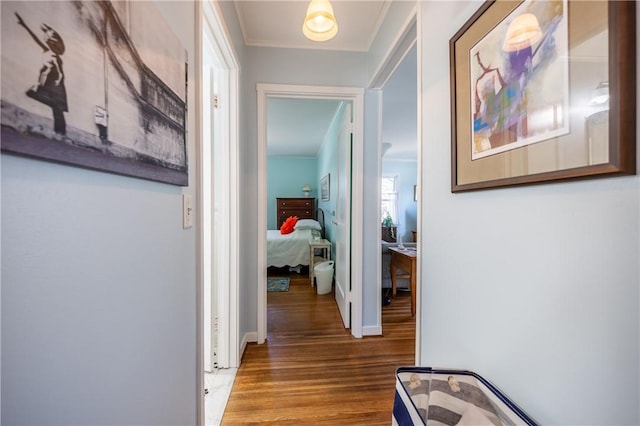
[279,208,313,218]
[276,198,316,228]
[278,199,314,209]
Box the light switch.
[183,194,193,229]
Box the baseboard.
[362,325,382,336]
[240,331,258,358]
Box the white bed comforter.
[267,229,318,267]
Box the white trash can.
[314,261,334,295]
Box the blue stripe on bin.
[393,391,413,426]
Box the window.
[381,175,398,226]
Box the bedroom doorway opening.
[257,84,365,343]
[265,100,353,331]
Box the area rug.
[267,277,290,292]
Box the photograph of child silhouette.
[15,12,68,136]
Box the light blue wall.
[362,90,383,328]
[382,160,418,243]
[316,104,343,254]
[1,2,197,424]
[420,1,639,424]
[217,0,246,62]
[267,157,318,229]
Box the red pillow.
[280,216,298,234]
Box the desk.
[389,246,417,316]
[309,239,331,284]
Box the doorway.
[198,1,240,424]
[380,43,419,315]
[264,98,346,326]
[200,0,240,373]
[369,14,422,356]
[256,84,365,343]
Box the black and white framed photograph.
[320,173,330,201]
[1,1,188,185]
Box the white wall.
[419,2,639,424]
[1,1,198,424]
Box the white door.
[202,55,216,372]
[202,6,240,369]
[335,103,352,328]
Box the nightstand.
[309,239,331,284]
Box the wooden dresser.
[276,198,316,228]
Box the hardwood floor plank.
[221,270,415,424]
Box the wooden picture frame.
[1,1,188,186]
[320,174,330,201]
[450,0,636,192]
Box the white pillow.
[294,219,322,231]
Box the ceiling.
[381,44,417,160]
[234,1,391,52]
[267,98,342,157]
[237,1,418,160]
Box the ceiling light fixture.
[502,13,542,52]
[303,0,338,42]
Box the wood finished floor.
[221,267,416,425]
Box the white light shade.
[502,13,542,52]
[302,184,311,192]
[381,143,392,157]
[303,0,338,42]
[590,81,609,105]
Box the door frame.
[200,0,240,370]
[256,84,364,342]
[197,1,240,424]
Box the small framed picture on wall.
[320,174,330,201]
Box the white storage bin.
[314,260,334,295]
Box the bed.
[267,209,325,268]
